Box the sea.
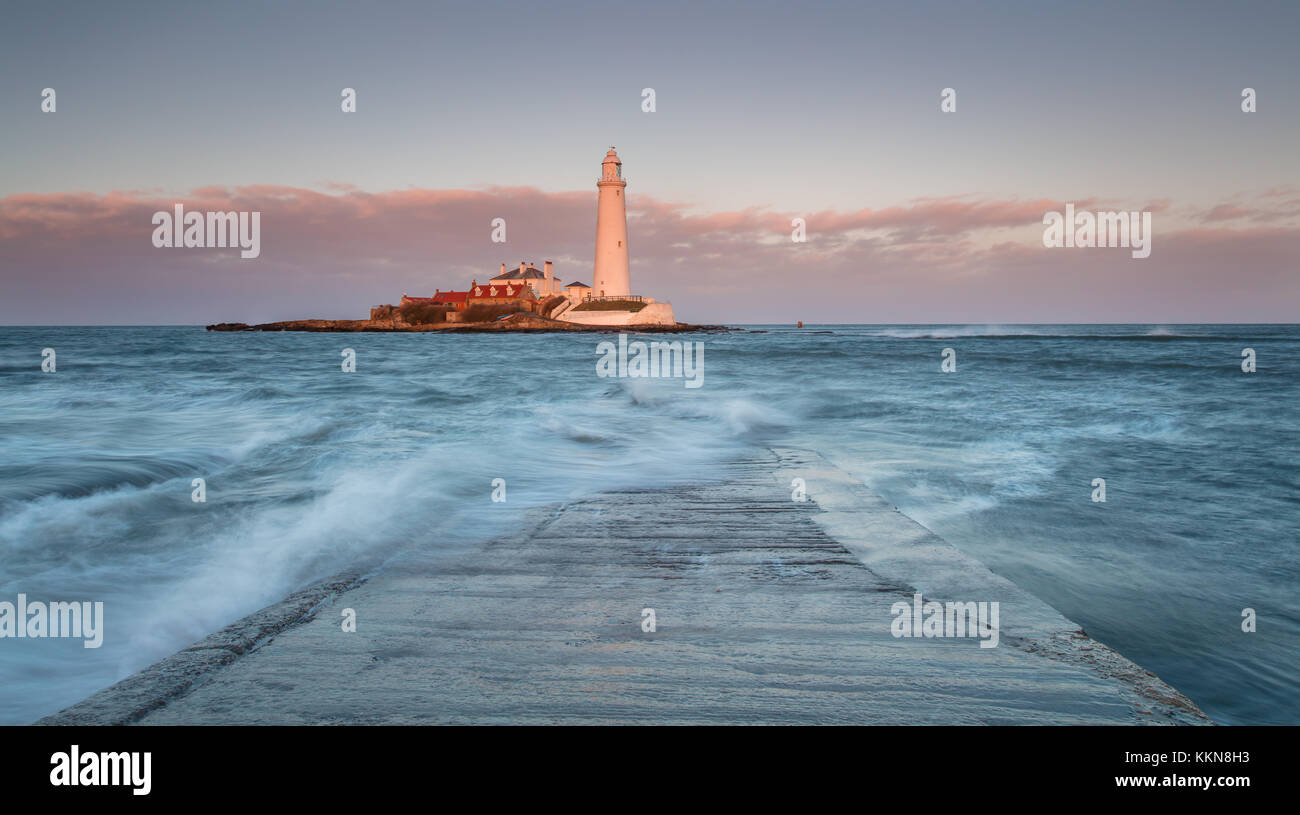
[0,324,1295,725]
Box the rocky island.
[207,311,729,333]
[209,149,714,335]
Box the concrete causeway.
[41,448,1209,725]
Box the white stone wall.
[561,302,675,327]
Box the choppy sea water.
[0,325,1295,725]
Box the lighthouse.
[592,147,631,298]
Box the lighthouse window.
[618,241,622,247]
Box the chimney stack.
[519,262,526,275]
[500,263,506,275]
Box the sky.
[1,0,1297,324]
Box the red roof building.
[432,290,469,309]
[400,290,470,310]
[468,283,537,304]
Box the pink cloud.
[1202,204,1257,222]
[1,185,1297,324]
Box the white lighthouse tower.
[592,147,631,298]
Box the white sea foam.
[2,325,1297,726]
